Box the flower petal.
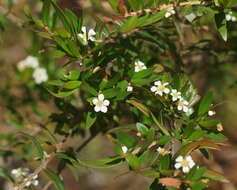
[103,100,110,106]
[98,94,104,101]
[94,106,101,112]
[92,98,98,105]
[176,156,183,162]
[183,166,190,173]
[175,163,182,169]
[101,106,108,113]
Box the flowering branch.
[105,1,203,22]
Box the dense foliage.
[1,0,237,189]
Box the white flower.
[226,12,236,22]
[165,7,176,18]
[127,85,133,92]
[208,110,216,116]
[177,98,189,113]
[121,146,128,153]
[226,14,232,21]
[78,26,96,45]
[32,67,48,84]
[92,94,110,113]
[175,155,195,173]
[186,108,194,116]
[157,147,170,156]
[150,81,170,96]
[11,168,29,179]
[24,174,39,187]
[170,89,181,101]
[17,56,39,71]
[134,60,147,72]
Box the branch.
[105,1,202,22]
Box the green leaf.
[157,136,172,145]
[125,153,141,170]
[138,170,160,179]
[198,92,213,116]
[116,132,137,148]
[136,122,149,136]
[126,99,150,117]
[199,120,220,128]
[63,81,81,89]
[49,0,71,33]
[158,155,170,170]
[188,130,206,141]
[21,133,44,159]
[47,88,77,98]
[0,168,14,182]
[76,157,123,168]
[85,112,97,129]
[215,13,227,41]
[45,169,65,190]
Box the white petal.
[92,98,98,105]
[232,16,236,22]
[183,106,189,113]
[183,166,190,173]
[165,12,171,18]
[98,94,104,101]
[176,156,183,162]
[88,29,96,36]
[189,161,195,168]
[94,106,101,112]
[101,106,108,113]
[88,36,96,41]
[151,86,157,92]
[154,81,161,86]
[163,82,169,86]
[121,146,128,153]
[177,106,182,111]
[33,180,39,186]
[164,88,170,94]
[157,91,163,96]
[226,15,231,21]
[186,156,193,162]
[81,26,86,33]
[103,99,110,106]
[175,163,182,169]
[171,89,177,93]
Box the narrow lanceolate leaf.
[126,99,150,117]
[204,169,229,183]
[159,178,182,188]
[44,169,65,190]
[85,111,97,129]
[21,133,44,160]
[215,13,227,41]
[198,92,213,116]
[76,157,123,168]
[175,140,222,157]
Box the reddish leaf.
[159,178,181,188]
[175,140,223,157]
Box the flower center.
[157,85,165,91]
[96,100,104,107]
[181,160,189,167]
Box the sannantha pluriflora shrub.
[1,0,237,189]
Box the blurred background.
[0,0,237,190]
